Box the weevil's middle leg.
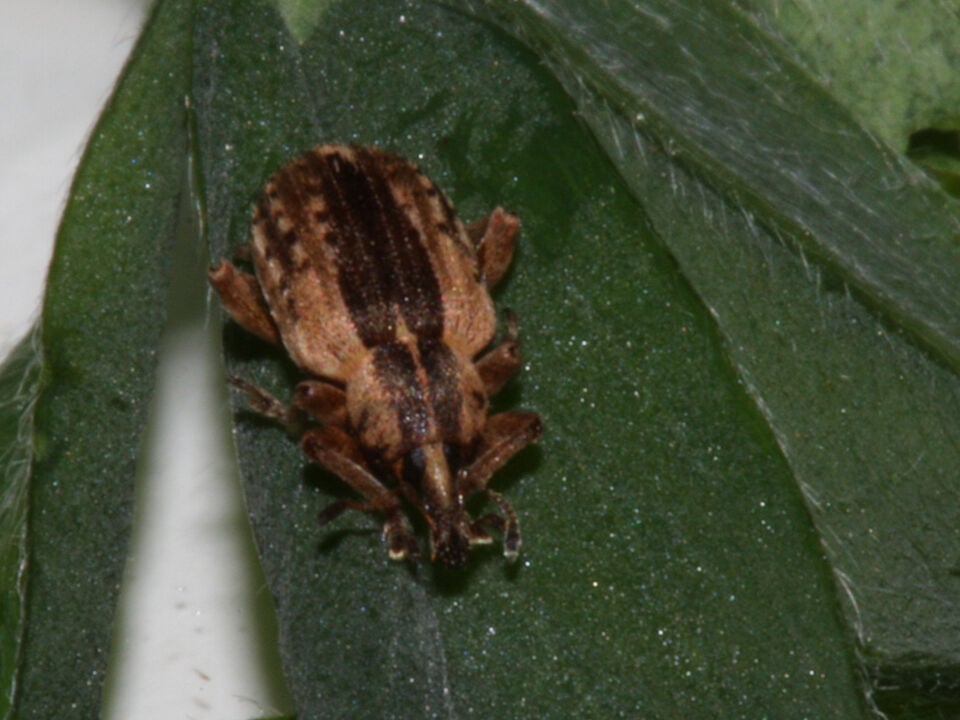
[229,376,346,431]
[229,378,415,558]
[228,376,296,425]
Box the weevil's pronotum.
[210,144,541,568]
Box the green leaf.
[1,0,192,716]
[465,0,960,372]
[460,0,960,714]
[8,0,958,717]
[274,0,336,42]
[740,0,960,149]
[0,329,41,715]
[196,1,867,717]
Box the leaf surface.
[1,1,192,716]
[7,0,957,717]
[461,0,960,713]
[197,1,869,717]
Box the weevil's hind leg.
[460,411,541,559]
[209,259,282,345]
[303,426,420,561]
[466,207,519,289]
[475,309,521,396]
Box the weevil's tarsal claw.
[467,521,494,546]
[486,489,521,561]
[502,529,521,562]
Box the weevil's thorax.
[345,329,488,465]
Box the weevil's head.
[429,511,474,569]
[406,442,493,569]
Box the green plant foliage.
[461,1,960,716]
[194,0,867,717]
[4,0,959,718]
[0,330,41,716]
[740,0,960,148]
[1,1,192,717]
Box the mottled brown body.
[210,144,541,568]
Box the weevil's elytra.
[210,144,541,569]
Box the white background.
[1,2,289,717]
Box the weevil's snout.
[430,516,472,569]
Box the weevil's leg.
[460,411,539,558]
[459,411,542,497]
[230,375,347,430]
[318,498,417,562]
[209,259,281,345]
[228,376,301,427]
[292,380,348,426]
[465,520,494,547]
[471,491,521,560]
[485,489,521,560]
[466,207,519,289]
[475,309,521,396]
[302,426,419,560]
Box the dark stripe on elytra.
[315,147,443,347]
[358,149,440,340]
[372,341,430,448]
[418,337,463,442]
[306,149,393,345]
[362,149,445,341]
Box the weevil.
[210,144,541,568]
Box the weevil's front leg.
[466,207,519,289]
[460,411,540,558]
[302,426,419,561]
[475,309,521,396]
[473,489,522,560]
[460,411,541,496]
[209,258,281,345]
